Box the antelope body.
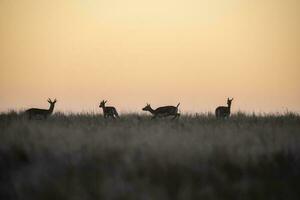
[99,100,119,119]
[215,98,233,119]
[142,103,180,119]
[25,98,57,119]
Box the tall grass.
[0,112,300,200]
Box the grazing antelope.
[215,98,233,119]
[142,103,180,119]
[25,98,57,119]
[99,100,119,119]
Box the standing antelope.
[25,98,57,119]
[99,100,119,119]
[215,98,233,119]
[142,103,180,119]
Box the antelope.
[215,98,233,119]
[142,103,180,119]
[25,98,57,119]
[99,100,119,119]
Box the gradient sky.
[0,0,299,113]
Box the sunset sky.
[0,0,299,113]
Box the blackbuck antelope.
[142,103,180,119]
[99,100,119,119]
[215,98,233,119]
[25,98,57,119]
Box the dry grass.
[1,112,300,200]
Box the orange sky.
[0,0,299,113]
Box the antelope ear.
[104,100,107,103]
[54,98,57,103]
[47,98,51,103]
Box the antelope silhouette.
[215,98,233,119]
[142,103,180,119]
[99,100,119,119]
[25,98,57,119]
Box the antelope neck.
[148,107,155,114]
[49,104,55,113]
[227,104,231,110]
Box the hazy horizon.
[1,0,299,113]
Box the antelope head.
[99,100,108,108]
[142,103,151,111]
[227,98,233,106]
[47,98,57,105]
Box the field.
[1,112,300,200]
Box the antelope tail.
[114,108,120,118]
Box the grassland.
[0,112,300,200]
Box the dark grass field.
[1,112,300,200]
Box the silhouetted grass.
[0,112,299,200]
